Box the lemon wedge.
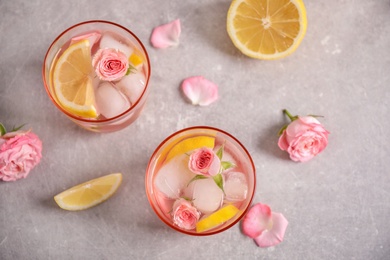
[54,173,122,211]
[129,51,144,68]
[52,39,98,118]
[196,204,240,233]
[227,0,307,60]
[164,136,215,163]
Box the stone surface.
[1,0,390,259]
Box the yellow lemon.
[129,51,144,68]
[227,0,307,60]
[52,39,98,118]
[54,173,122,211]
[164,136,215,163]
[196,204,240,233]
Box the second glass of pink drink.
[146,126,256,236]
[43,20,151,132]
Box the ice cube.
[114,72,146,104]
[182,180,195,200]
[224,171,248,202]
[95,82,130,119]
[99,32,133,57]
[220,149,236,167]
[154,154,195,199]
[192,178,224,214]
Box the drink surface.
[49,29,148,120]
[152,133,252,233]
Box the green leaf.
[125,64,136,75]
[213,173,224,193]
[0,123,6,136]
[277,124,288,136]
[181,196,193,202]
[187,174,208,187]
[11,124,25,132]
[221,161,235,171]
[308,114,324,118]
[216,145,224,160]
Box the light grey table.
[1,0,389,259]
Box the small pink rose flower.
[242,203,288,248]
[189,147,221,177]
[278,110,329,162]
[172,198,200,230]
[182,76,218,106]
[150,19,181,49]
[0,130,42,182]
[92,48,129,81]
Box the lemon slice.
[164,136,215,163]
[53,39,98,118]
[54,173,122,211]
[129,51,144,68]
[227,0,307,60]
[196,204,240,233]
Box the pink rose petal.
[150,19,181,48]
[254,212,288,248]
[70,31,101,46]
[182,76,218,106]
[242,203,288,248]
[242,203,272,238]
[277,133,289,151]
[1,129,30,139]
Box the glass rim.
[145,126,257,236]
[42,20,151,123]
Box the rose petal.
[70,31,101,46]
[1,129,29,139]
[150,19,181,49]
[285,117,324,140]
[208,153,221,176]
[182,76,218,106]
[299,116,322,125]
[285,119,311,139]
[277,131,289,151]
[254,212,288,248]
[242,203,272,238]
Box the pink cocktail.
[146,126,256,236]
[43,20,151,132]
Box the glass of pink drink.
[145,126,256,236]
[43,20,151,132]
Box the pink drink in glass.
[43,20,151,132]
[146,126,256,236]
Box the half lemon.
[227,0,307,60]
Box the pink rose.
[0,131,42,181]
[278,116,329,162]
[92,48,129,81]
[188,147,221,177]
[172,198,200,230]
